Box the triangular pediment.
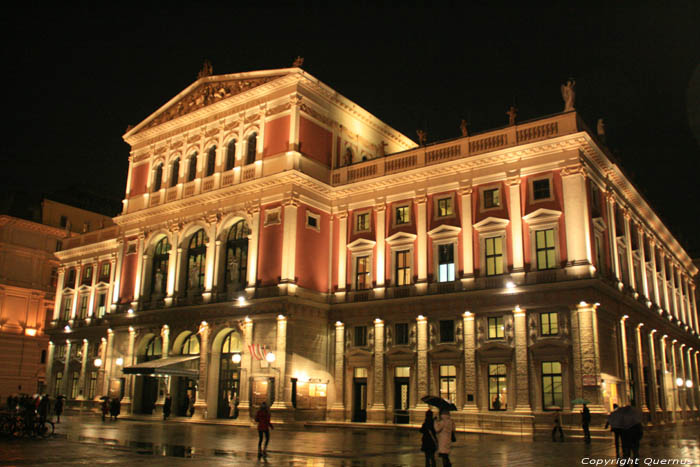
[347,237,376,252]
[427,224,461,239]
[473,216,510,233]
[385,231,417,246]
[522,208,562,226]
[126,70,291,137]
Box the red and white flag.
[248,344,267,360]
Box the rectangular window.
[438,243,455,282]
[488,364,507,410]
[439,365,456,404]
[71,371,80,399]
[54,371,63,397]
[100,263,111,282]
[354,326,367,347]
[78,295,88,319]
[484,188,500,209]
[307,215,318,229]
[542,361,563,409]
[395,250,411,286]
[437,198,453,217]
[532,178,551,200]
[61,296,72,320]
[88,371,97,399]
[540,312,559,336]
[395,205,410,225]
[355,256,370,290]
[67,269,76,285]
[395,323,409,345]
[488,316,505,339]
[356,212,370,232]
[55,344,66,360]
[439,320,454,343]
[484,237,504,276]
[96,293,107,318]
[535,229,556,270]
[82,266,93,285]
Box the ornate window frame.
[479,184,502,213]
[428,224,461,282]
[523,208,562,271]
[348,238,376,291]
[305,210,321,232]
[473,217,509,277]
[433,193,456,220]
[386,231,416,287]
[528,173,554,204]
[391,202,412,228]
[353,209,372,235]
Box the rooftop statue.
[597,118,606,144]
[561,79,576,111]
[293,56,304,67]
[506,106,517,126]
[460,119,469,137]
[416,129,427,146]
[197,60,213,79]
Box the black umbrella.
[421,395,458,411]
[99,396,110,401]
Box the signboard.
[582,375,598,387]
[108,378,123,399]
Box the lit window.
[151,237,170,296]
[181,333,200,355]
[437,197,453,217]
[96,293,107,318]
[395,323,409,345]
[488,316,505,339]
[542,361,563,409]
[82,266,93,286]
[61,296,72,321]
[356,212,370,232]
[540,312,558,336]
[354,326,367,347]
[70,371,80,399]
[488,364,507,410]
[88,371,97,399]
[395,205,410,225]
[395,250,411,286]
[54,371,63,397]
[186,230,206,293]
[535,229,556,270]
[355,256,371,290]
[438,244,455,282]
[485,237,504,276]
[225,221,248,293]
[483,188,500,209]
[78,295,88,319]
[143,336,162,362]
[206,146,216,177]
[99,262,111,282]
[439,365,456,404]
[439,320,454,343]
[532,178,551,200]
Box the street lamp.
[231,353,242,364]
[94,358,102,368]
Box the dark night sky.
[3,6,699,255]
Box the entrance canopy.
[122,355,199,378]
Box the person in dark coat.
[420,409,438,467]
[110,397,121,420]
[620,405,643,460]
[605,404,621,457]
[552,410,564,442]
[582,404,591,443]
[54,396,64,423]
[163,394,172,421]
[101,398,109,422]
[38,394,50,423]
[255,401,273,459]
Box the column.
[45,342,55,396]
[271,315,288,410]
[203,216,218,302]
[513,306,531,411]
[112,240,124,310]
[623,212,636,290]
[106,255,117,314]
[70,264,81,319]
[659,336,670,421]
[368,318,386,421]
[87,262,98,317]
[288,93,301,152]
[647,330,659,420]
[459,186,474,282]
[77,339,89,400]
[670,340,679,419]
[606,194,620,281]
[95,337,107,397]
[416,315,428,408]
[416,194,428,289]
[507,176,524,274]
[669,264,679,320]
[195,321,210,418]
[637,229,649,300]
[648,239,661,308]
[680,344,688,413]
[337,211,348,294]
[375,201,386,290]
[693,350,700,412]
[330,321,345,420]
[52,268,65,321]
[691,285,699,334]
[165,228,178,306]
[462,311,477,411]
[620,317,630,403]
[238,317,253,412]
[103,329,115,397]
[659,252,670,313]
[246,208,260,295]
[560,163,593,270]
[634,324,648,412]
[131,234,145,307]
[571,302,604,411]
[280,195,298,285]
[123,328,136,406]
[62,340,72,396]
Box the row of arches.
[151,133,258,192]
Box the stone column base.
[366,405,386,423]
[327,405,346,421]
[193,401,208,419]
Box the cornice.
[0,215,68,237]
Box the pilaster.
[647,329,659,420]
[415,194,428,289]
[459,186,474,282]
[634,323,648,412]
[507,176,524,274]
[571,302,604,411]
[271,315,288,410]
[245,206,260,297]
[46,342,55,396]
[605,193,620,281]
[375,201,386,290]
[280,194,298,286]
[620,317,630,403]
[194,321,210,418]
[53,268,65,321]
[462,311,477,411]
[622,211,636,291]
[123,327,136,406]
[203,216,219,302]
[513,306,530,411]
[77,339,89,400]
[368,319,386,421]
[62,340,71,396]
[329,321,345,420]
[131,234,145,307]
[416,315,428,408]
[336,211,348,295]
[238,317,253,412]
[560,163,592,272]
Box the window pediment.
[427,224,461,240]
[347,238,376,252]
[473,216,509,234]
[523,208,562,227]
[385,231,417,246]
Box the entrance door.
[141,376,158,414]
[394,377,410,423]
[175,377,195,416]
[218,358,241,418]
[352,379,367,422]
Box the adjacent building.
[45,67,699,431]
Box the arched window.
[170,158,180,187]
[225,139,236,171]
[153,164,163,191]
[181,333,200,355]
[221,331,241,354]
[225,221,248,293]
[206,146,216,177]
[143,336,162,362]
[187,152,198,182]
[186,230,206,292]
[218,331,242,418]
[151,237,170,296]
[245,133,257,165]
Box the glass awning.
[122,355,199,378]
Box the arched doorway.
[137,336,161,414]
[218,331,242,418]
[174,332,199,417]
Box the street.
[1,415,699,466]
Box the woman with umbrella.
[421,396,456,467]
[419,409,438,467]
[100,396,109,422]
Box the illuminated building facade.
[45,67,700,430]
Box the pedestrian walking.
[187,392,195,417]
[255,401,273,459]
[54,395,64,423]
[101,398,109,422]
[552,410,564,442]
[619,405,643,460]
[582,403,591,443]
[110,397,121,420]
[163,394,172,420]
[38,394,50,423]
[434,408,455,467]
[420,409,438,467]
[605,404,621,457]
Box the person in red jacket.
[255,401,273,459]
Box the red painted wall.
[295,206,329,292]
[299,116,332,167]
[129,163,149,197]
[257,205,283,286]
[119,242,137,303]
[263,115,290,158]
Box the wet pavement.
[1,415,699,466]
